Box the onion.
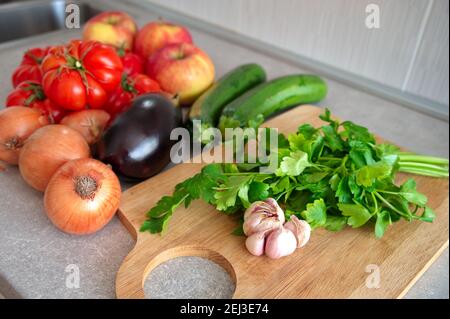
[19,125,90,191]
[44,158,121,235]
[61,110,111,145]
[0,107,49,165]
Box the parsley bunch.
[141,109,448,238]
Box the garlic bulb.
[243,198,285,236]
[245,231,267,256]
[284,215,311,248]
[265,226,297,259]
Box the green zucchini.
[218,74,327,133]
[189,63,266,127]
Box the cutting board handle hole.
[142,246,237,298]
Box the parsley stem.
[318,157,341,161]
[398,167,448,178]
[398,153,449,165]
[371,192,378,214]
[375,190,399,195]
[399,162,448,172]
[374,191,409,218]
[274,186,297,201]
[223,172,271,176]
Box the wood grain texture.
[404,0,449,106]
[147,0,429,91]
[116,105,449,299]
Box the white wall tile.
[403,0,449,106]
[147,0,429,91]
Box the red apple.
[83,11,137,50]
[135,21,193,59]
[146,43,215,105]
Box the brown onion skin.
[61,110,111,145]
[19,124,90,191]
[44,158,121,235]
[0,107,49,165]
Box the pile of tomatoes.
[6,40,163,124]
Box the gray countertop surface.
[0,0,448,299]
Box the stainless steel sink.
[0,0,101,44]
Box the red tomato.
[6,81,46,109]
[117,48,144,75]
[12,47,50,88]
[41,40,123,111]
[106,73,161,116]
[5,81,67,123]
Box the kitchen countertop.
[0,0,448,299]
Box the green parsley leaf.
[338,203,372,228]
[147,193,189,219]
[288,133,306,152]
[356,162,392,187]
[298,123,318,139]
[237,182,251,208]
[349,140,375,168]
[323,215,348,231]
[322,125,344,152]
[399,179,428,207]
[277,150,311,176]
[336,176,352,203]
[248,181,270,202]
[319,108,340,129]
[304,171,329,184]
[140,212,173,234]
[214,176,253,211]
[301,199,327,228]
[375,210,391,238]
[419,207,436,222]
[329,174,340,191]
[341,121,375,144]
[270,176,291,194]
[348,174,362,198]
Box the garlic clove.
[243,212,283,236]
[268,198,286,224]
[265,226,297,259]
[243,198,286,236]
[243,213,262,236]
[244,198,285,224]
[284,215,311,248]
[245,231,267,256]
[244,200,265,221]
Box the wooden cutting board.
[115,105,449,299]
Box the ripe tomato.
[117,48,144,75]
[41,40,123,111]
[12,47,50,88]
[6,81,46,109]
[106,73,161,117]
[6,81,67,123]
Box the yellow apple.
[83,11,137,50]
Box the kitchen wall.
[146,0,449,108]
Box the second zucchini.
[218,74,327,133]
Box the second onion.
[19,124,90,191]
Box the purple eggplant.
[96,94,182,180]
